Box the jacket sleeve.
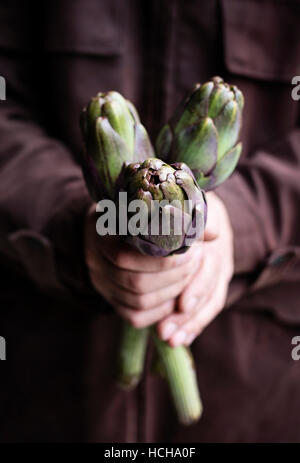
[0,47,95,302]
[216,127,300,301]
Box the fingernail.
[186,333,196,345]
[172,330,186,346]
[184,296,198,312]
[161,322,177,340]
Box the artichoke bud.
[232,86,244,112]
[80,91,154,200]
[215,99,241,160]
[156,76,244,191]
[160,180,185,206]
[87,96,102,123]
[95,117,130,198]
[119,158,206,256]
[143,158,164,170]
[102,99,135,155]
[148,184,164,201]
[178,81,214,127]
[173,117,218,175]
[126,99,141,123]
[136,188,152,210]
[207,85,234,119]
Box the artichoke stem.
[117,321,149,390]
[152,331,203,425]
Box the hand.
[84,204,203,328]
[157,192,234,347]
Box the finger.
[177,250,217,313]
[114,299,175,329]
[110,271,195,311]
[91,262,194,311]
[158,265,227,342]
[99,236,196,272]
[168,282,229,347]
[114,244,203,294]
[157,311,191,341]
[203,192,220,242]
[203,227,218,242]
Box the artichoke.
[118,158,207,257]
[81,91,154,398]
[80,91,206,426]
[80,90,154,200]
[156,76,244,190]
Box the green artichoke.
[80,91,154,200]
[80,91,206,426]
[156,76,244,190]
[118,158,207,257]
[81,91,154,398]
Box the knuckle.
[114,252,129,269]
[131,274,146,294]
[130,313,145,329]
[146,292,160,310]
[141,293,153,310]
[125,272,138,291]
[116,271,127,290]
[133,293,149,310]
[160,258,173,271]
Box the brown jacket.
[0,0,300,442]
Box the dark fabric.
[0,0,300,442]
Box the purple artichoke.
[118,158,207,256]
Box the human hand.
[157,192,234,347]
[84,204,203,328]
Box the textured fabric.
[0,0,300,443]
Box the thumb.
[203,214,218,241]
[204,224,218,241]
[203,192,221,241]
